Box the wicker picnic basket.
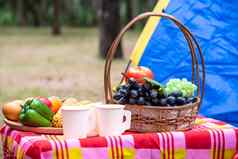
[104,12,205,132]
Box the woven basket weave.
[104,12,205,132]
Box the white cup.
[95,104,131,136]
[61,106,95,138]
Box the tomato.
[126,66,154,83]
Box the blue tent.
[130,0,238,126]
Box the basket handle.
[104,12,205,109]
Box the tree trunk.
[62,0,74,25]
[40,0,48,26]
[97,0,123,59]
[16,0,27,26]
[28,0,41,27]
[52,0,61,35]
[9,0,17,16]
[125,0,133,23]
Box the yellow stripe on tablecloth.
[224,149,236,159]
[68,147,83,159]
[130,0,170,66]
[174,149,186,159]
[16,147,24,159]
[123,148,136,159]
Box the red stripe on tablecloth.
[109,136,115,159]
[54,136,65,159]
[216,130,221,159]
[119,136,124,159]
[165,133,170,159]
[133,133,160,148]
[161,133,166,159]
[15,131,36,144]
[26,140,52,159]
[63,140,69,159]
[219,130,223,159]
[0,125,6,134]
[3,126,12,157]
[113,136,119,159]
[185,130,211,149]
[169,132,174,159]
[216,129,225,159]
[48,135,59,159]
[236,129,238,151]
[80,137,108,147]
[211,130,216,159]
[221,130,225,159]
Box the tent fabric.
[131,0,238,126]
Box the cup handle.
[122,110,131,131]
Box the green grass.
[0,27,140,122]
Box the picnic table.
[1,116,238,159]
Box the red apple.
[126,66,154,83]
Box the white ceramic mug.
[61,106,95,138]
[95,104,131,136]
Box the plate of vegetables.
[2,96,90,134]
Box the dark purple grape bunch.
[164,91,197,106]
[113,77,197,107]
[113,77,164,106]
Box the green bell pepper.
[20,108,51,127]
[29,99,54,121]
[19,98,54,127]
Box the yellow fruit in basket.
[63,97,79,106]
[2,100,23,121]
[52,110,63,128]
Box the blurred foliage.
[0,0,16,25]
[0,9,16,25]
[0,0,156,27]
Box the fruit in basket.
[130,89,139,98]
[113,77,197,107]
[167,96,176,106]
[126,66,154,83]
[186,97,197,104]
[137,97,145,105]
[176,97,186,105]
[159,98,167,106]
[48,96,62,113]
[2,100,23,121]
[113,77,164,106]
[169,90,183,98]
[165,78,197,97]
[150,89,159,98]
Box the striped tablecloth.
[1,116,238,159]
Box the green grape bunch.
[165,78,197,97]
